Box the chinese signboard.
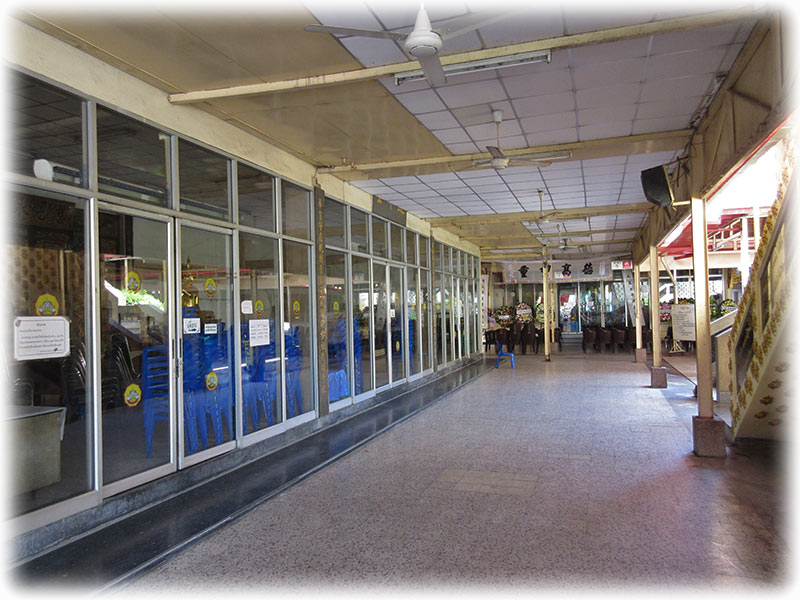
[501,261,612,283]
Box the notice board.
[671,304,696,341]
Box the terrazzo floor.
[121,350,789,596]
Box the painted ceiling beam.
[168,9,759,104]
[425,203,653,227]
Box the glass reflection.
[373,262,389,387]
[282,240,314,416]
[325,249,350,403]
[390,266,404,381]
[351,256,373,395]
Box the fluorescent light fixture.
[395,49,551,85]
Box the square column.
[691,196,726,457]
[634,263,646,363]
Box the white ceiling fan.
[541,224,583,251]
[473,110,572,170]
[304,3,511,87]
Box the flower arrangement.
[515,302,533,324]
[495,305,515,328]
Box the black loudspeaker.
[640,165,674,208]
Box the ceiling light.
[394,49,551,85]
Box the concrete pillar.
[691,196,725,456]
[649,245,661,368]
[634,263,646,363]
[649,245,666,387]
[542,249,551,361]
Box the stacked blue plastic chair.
[141,345,170,458]
[285,326,303,418]
[254,321,277,427]
[240,322,259,434]
[327,317,349,402]
[352,316,363,395]
[202,325,233,445]
[184,333,208,453]
[408,318,415,374]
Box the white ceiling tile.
[645,48,729,80]
[417,172,459,183]
[304,1,383,29]
[459,170,502,180]
[519,111,576,134]
[416,110,462,130]
[500,48,572,77]
[477,9,564,46]
[394,89,446,113]
[465,119,522,141]
[573,58,646,88]
[390,183,429,192]
[477,135,528,151]
[445,142,481,154]
[526,128,579,147]
[578,104,638,126]
[576,84,641,110]
[502,68,573,98]
[650,23,749,54]
[632,116,690,135]
[436,79,508,109]
[512,92,576,118]
[636,96,703,120]
[569,37,651,66]
[639,75,713,103]
[430,180,470,190]
[578,122,633,141]
[433,127,472,144]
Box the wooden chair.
[582,327,596,353]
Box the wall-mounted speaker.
[640,165,674,208]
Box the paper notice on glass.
[204,322,218,335]
[249,319,271,347]
[183,317,201,335]
[14,316,70,361]
[241,300,253,315]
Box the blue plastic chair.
[495,339,515,369]
[142,345,170,458]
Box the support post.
[649,245,666,387]
[542,248,551,361]
[691,196,726,456]
[634,263,646,363]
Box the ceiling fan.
[473,110,572,170]
[542,224,583,251]
[304,3,511,87]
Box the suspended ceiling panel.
[11,1,764,260]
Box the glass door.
[558,284,579,333]
[407,267,420,376]
[239,233,282,436]
[351,255,373,396]
[373,262,389,388]
[178,223,235,462]
[389,265,405,383]
[100,210,174,491]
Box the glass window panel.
[100,212,170,485]
[323,197,346,249]
[406,231,417,266]
[179,139,229,220]
[433,241,442,272]
[350,209,369,253]
[325,249,350,403]
[390,266,405,381]
[373,262,389,387]
[419,236,429,269]
[97,107,169,206]
[372,217,387,258]
[434,272,444,366]
[455,250,463,276]
[390,224,403,262]
[421,269,431,371]
[407,267,420,375]
[459,278,467,358]
[281,181,311,240]
[10,72,85,187]
[239,233,282,435]
[282,240,314,416]
[444,274,454,362]
[7,189,90,517]
[237,163,275,232]
[180,227,234,455]
[351,255,373,395]
[445,246,453,273]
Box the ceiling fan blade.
[436,11,515,41]
[417,53,447,87]
[486,146,505,159]
[304,24,407,41]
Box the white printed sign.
[241,300,253,315]
[671,304,696,341]
[183,317,201,334]
[204,323,218,335]
[249,319,271,347]
[14,316,70,361]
